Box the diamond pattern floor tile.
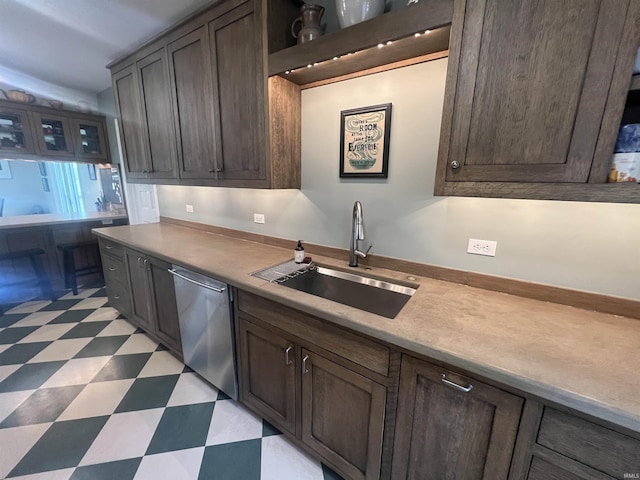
[0,385,84,428]
[146,402,215,455]
[0,361,67,393]
[0,286,344,480]
[79,409,164,466]
[71,458,141,480]
[135,447,204,480]
[9,416,109,477]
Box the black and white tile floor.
[0,286,343,479]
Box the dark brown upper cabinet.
[108,0,301,189]
[137,48,179,180]
[435,0,640,203]
[209,3,265,182]
[112,66,149,179]
[0,105,37,155]
[0,99,111,164]
[70,118,109,162]
[167,27,218,180]
[31,112,75,157]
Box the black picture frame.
[339,103,392,178]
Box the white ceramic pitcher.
[335,0,385,28]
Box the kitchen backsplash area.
[154,59,640,301]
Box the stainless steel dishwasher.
[169,265,238,400]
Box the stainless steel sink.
[277,265,417,319]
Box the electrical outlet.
[185,204,194,213]
[253,213,265,224]
[467,238,497,257]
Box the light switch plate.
[253,213,265,224]
[185,204,194,213]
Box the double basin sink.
[276,264,417,319]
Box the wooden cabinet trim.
[529,447,617,480]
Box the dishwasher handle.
[168,268,227,293]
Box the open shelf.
[268,0,453,85]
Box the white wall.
[156,60,640,300]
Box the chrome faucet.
[349,201,372,267]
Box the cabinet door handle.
[105,245,113,249]
[302,355,309,374]
[284,346,293,366]
[109,267,116,271]
[137,256,142,268]
[143,258,149,270]
[114,295,120,299]
[441,373,473,393]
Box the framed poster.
[339,103,392,178]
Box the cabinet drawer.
[105,278,131,316]
[99,238,124,259]
[537,407,640,477]
[101,253,125,284]
[237,291,390,377]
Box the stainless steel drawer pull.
[168,269,226,293]
[441,373,473,393]
[302,355,309,374]
[105,245,113,249]
[285,346,293,366]
[109,267,116,271]
[114,295,120,299]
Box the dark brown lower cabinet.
[237,317,297,436]
[391,355,523,480]
[301,348,386,480]
[121,247,182,356]
[236,295,389,480]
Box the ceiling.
[0,0,213,94]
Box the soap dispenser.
[295,240,305,263]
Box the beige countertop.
[0,212,128,230]
[93,222,640,434]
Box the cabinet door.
[0,105,37,154]
[301,348,386,480]
[123,249,154,332]
[209,2,266,182]
[438,0,631,185]
[237,317,296,435]
[30,112,75,157]
[391,356,523,480]
[146,255,182,355]
[167,26,217,180]
[137,49,178,179]
[70,118,109,162]
[112,65,149,179]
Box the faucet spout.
[349,201,371,267]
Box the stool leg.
[29,254,57,301]
[62,248,78,295]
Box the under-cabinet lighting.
[424,30,431,34]
[386,41,392,45]
[414,32,421,37]
[377,43,384,48]
[285,70,290,74]
[307,64,312,68]
[333,56,339,60]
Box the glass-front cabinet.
[70,119,108,161]
[30,112,75,156]
[0,106,36,154]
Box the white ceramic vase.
[335,0,385,29]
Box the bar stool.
[57,240,103,295]
[0,248,57,315]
